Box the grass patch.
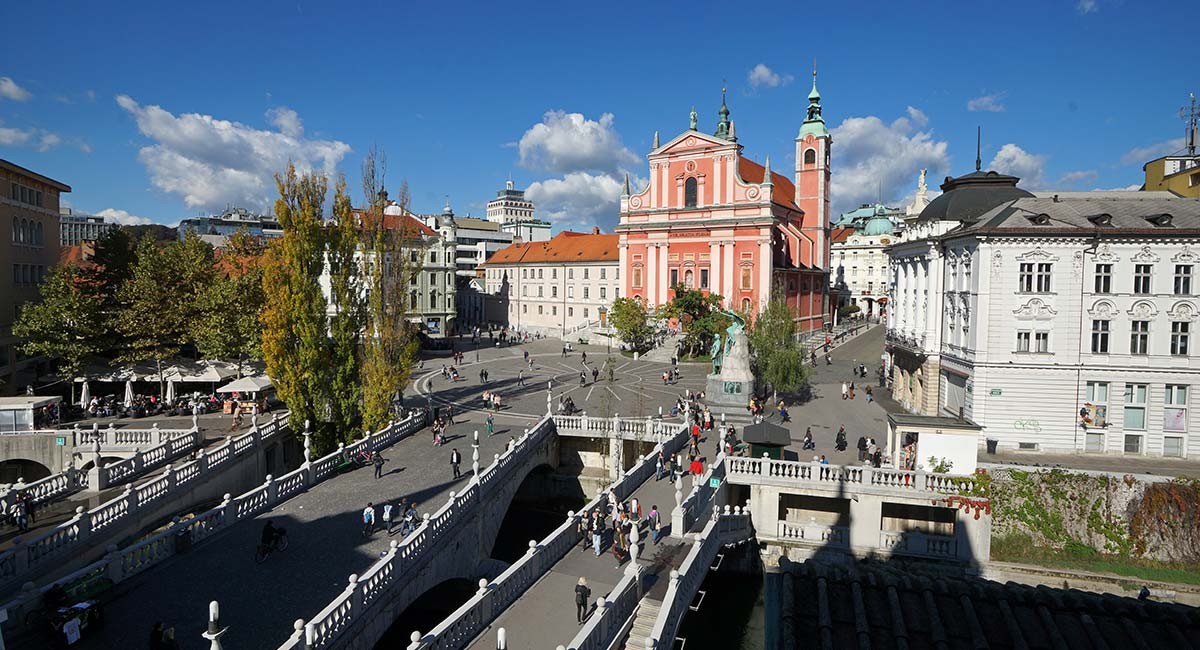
[992,533,1200,586]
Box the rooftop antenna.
[975,126,982,172]
[1182,92,1198,157]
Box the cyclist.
[261,520,282,550]
[362,502,376,536]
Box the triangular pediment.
[651,130,740,157]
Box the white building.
[481,229,619,337]
[888,166,1200,459]
[58,208,114,246]
[487,180,550,243]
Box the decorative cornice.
[1172,244,1199,264]
[1130,245,1160,263]
[1087,299,1117,319]
[1013,298,1058,319]
[1016,246,1060,262]
[1167,301,1198,322]
[1127,300,1158,319]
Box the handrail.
[564,568,641,650]
[0,412,422,625]
[724,456,978,496]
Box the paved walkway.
[465,471,683,650]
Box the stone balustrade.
[0,412,424,621]
[878,529,957,559]
[553,413,678,441]
[777,521,848,547]
[0,471,88,518]
[725,456,978,496]
[563,568,642,650]
[672,454,726,538]
[645,510,755,650]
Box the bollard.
[497,627,507,649]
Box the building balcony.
[885,330,927,355]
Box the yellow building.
[1143,154,1200,198]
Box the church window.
[633,268,642,288]
[670,269,679,286]
[684,177,698,208]
[741,268,752,290]
[741,298,752,312]
[804,149,816,165]
[700,269,709,289]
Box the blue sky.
[1,0,1193,230]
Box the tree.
[659,286,728,358]
[326,174,366,442]
[81,227,137,356]
[262,164,333,451]
[194,229,266,376]
[609,297,655,353]
[13,265,105,403]
[748,291,811,397]
[359,150,420,432]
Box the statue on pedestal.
[710,333,723,374]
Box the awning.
[150,359,240,383]
[216,376,274,394]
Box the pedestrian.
[451,447,462,479]
[161,627,181,650]
[655,450,666,481]
[581,351,587,364]
[578,512,591,551]
[562,346,567,358]
[841,382,848,400]
[479,369,486,383]
[649,504,661,545]
[580,371,586,386]
[486,413,495,437]
[518,370,526,386]
[802,428,815,450]
[575,577,592,624]
[825,353,832,366]
[382,502,393,533]
[362,502,376,535]
[865,384,873,403]
[591,510,603,556]
[857,435,868,462]
[836,426,847,452]
[592,367,599,383]
[150,622,165,650]
[373,451,386,479]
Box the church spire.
[715,84,732,140]
[622,172,631,197]
[653,130,660,149]
[798,61,829,139]
[762,156,773,187]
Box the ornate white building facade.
[888,169,1200,458]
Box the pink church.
[618,74,833,330]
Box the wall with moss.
[970,468,1200,564]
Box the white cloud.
[967,93,1005,112]
[0,118,63,151]
[1120,137,1185,165]
[1056,170,1098,186]
[1095,184,1142,192]
[95,208,153,226]
[36,133,61,152]
[747,64,793,89]
[989,143,1047,189]
[86,90,96,102]
[830,109,951,216]
[0,125,34,147]
[1076,0,1098,14]
[518,110,639,175]
[525,172,625,231]
[0,76,32,102]
[116,95,350,211]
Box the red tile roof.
[352,209,437,237]
[738,157,799,210]
[830,226,855,243]
[482,231,618,266]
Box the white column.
[710,241,722,296]
[658,242,670,305]
[649,163,658,209]
[645,244,657,306]
[758,238,772,310]
[723,242,735,309]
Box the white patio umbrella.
[124,380,135,408]
[165,380,176,404]
[79,381,91,408]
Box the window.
[1134,264,1152,294]
[567,286,574,298]
[1016,331,1031,352]
[1123,383,1147,430]
[1124,434,1143,454]
[583,287,589,299]
[670,269,679,287]
[1035,331,1049,353]
[1164,384,1188,433]
[1175,265,1193,295]
[522,286,528,297]
[430,289,437,306]
[1019,263,1034,292]
[568,307,573,317]
[600,268,606,280]
[1091,320,1110,353]
[538,305,543,315]
[551,286,558,298]
[522,269,528,279]
[1130,320,1149,354]
[741,298,752,312]
[430,251,437,264]
[522,304,527,314]
[1094,264,1112,293]
[803,149,816,165]
[740,268,752,290]
[1172,321,1190,356]
[632,268,642,288]
[684,177,698,208]
[600,287,606,299]
[1018,262,1052,293]
[568,268,574,280]
[700,269,709,289]
[1036,263,1052,292]
[538,269,543,279]
[552,306,556,315]
[1086,381,1109,404]
[583,308,589,318]
[537,286,543,297]
[583,268,589,280]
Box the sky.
[0,0,1194,232]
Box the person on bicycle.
[262,520,282,549]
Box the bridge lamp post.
[202,600,227,650]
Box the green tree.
[659,286,728,358]
[748,291,811,397]
[81,227,137,356]
[194,229,266,376]
[326,174,365,441]
[262,164,333,451]
[13,265,105,403]
[609,297,655,353]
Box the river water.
[675,542,767,649]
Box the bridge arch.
[0,458,52,483]
[376,577,477,646]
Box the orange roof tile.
[830,226,855,243]
[482,231,618,266]
[351,209,437,237]
[738,157,799,210]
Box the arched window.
[684,177,698,208]
[36,222,43,245]
[20,219,28,244]
[804,149,816,165]
[430,289,437,307]
[741,298,752,312]
[10,217,17,242]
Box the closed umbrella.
[79,381,91,408]
[124,380,135,408]
[165,380,176,404]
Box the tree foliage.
[13,265,105,401]
[748,291,810,395]
[262,164,332,450]
[194,229,266,375]
[658,286,728,358]
[326,175,365,442]
[609,297,655,353]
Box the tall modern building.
[177,207,282,248]
[2,159,70,392]
[486,180,550,243]
[59,208,114,246]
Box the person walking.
[362,502,376,536]
[649,505,661,545]
[841,382,848,400]
[479,369,486,383]
[486,413,495,437]
[578,512,591,551]
[373,451,386,479]
[517,370,526,387]
[579,371,586,386]
[857,435,868,463]
[581,351,587,364]
[450,448,462,479]
[591,510,603,556]
[382,502,393,533]
[575,577,592,624]
[592,367,599,383]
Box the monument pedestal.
[705,372,753,410]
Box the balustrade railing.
[0,412,423,623]
[554,413,678,442]
[878,529,957,559]
[777,520,849,547]
[725,456,977,496]
[673,454,726,537]
[564,569,641,650]
[646,510,754,650]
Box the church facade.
[617,74,833,329]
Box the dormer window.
[1146,213,1173,227]
[684,177,698,208]
[1026,213,1051,225]
[1087,213,1113,227]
